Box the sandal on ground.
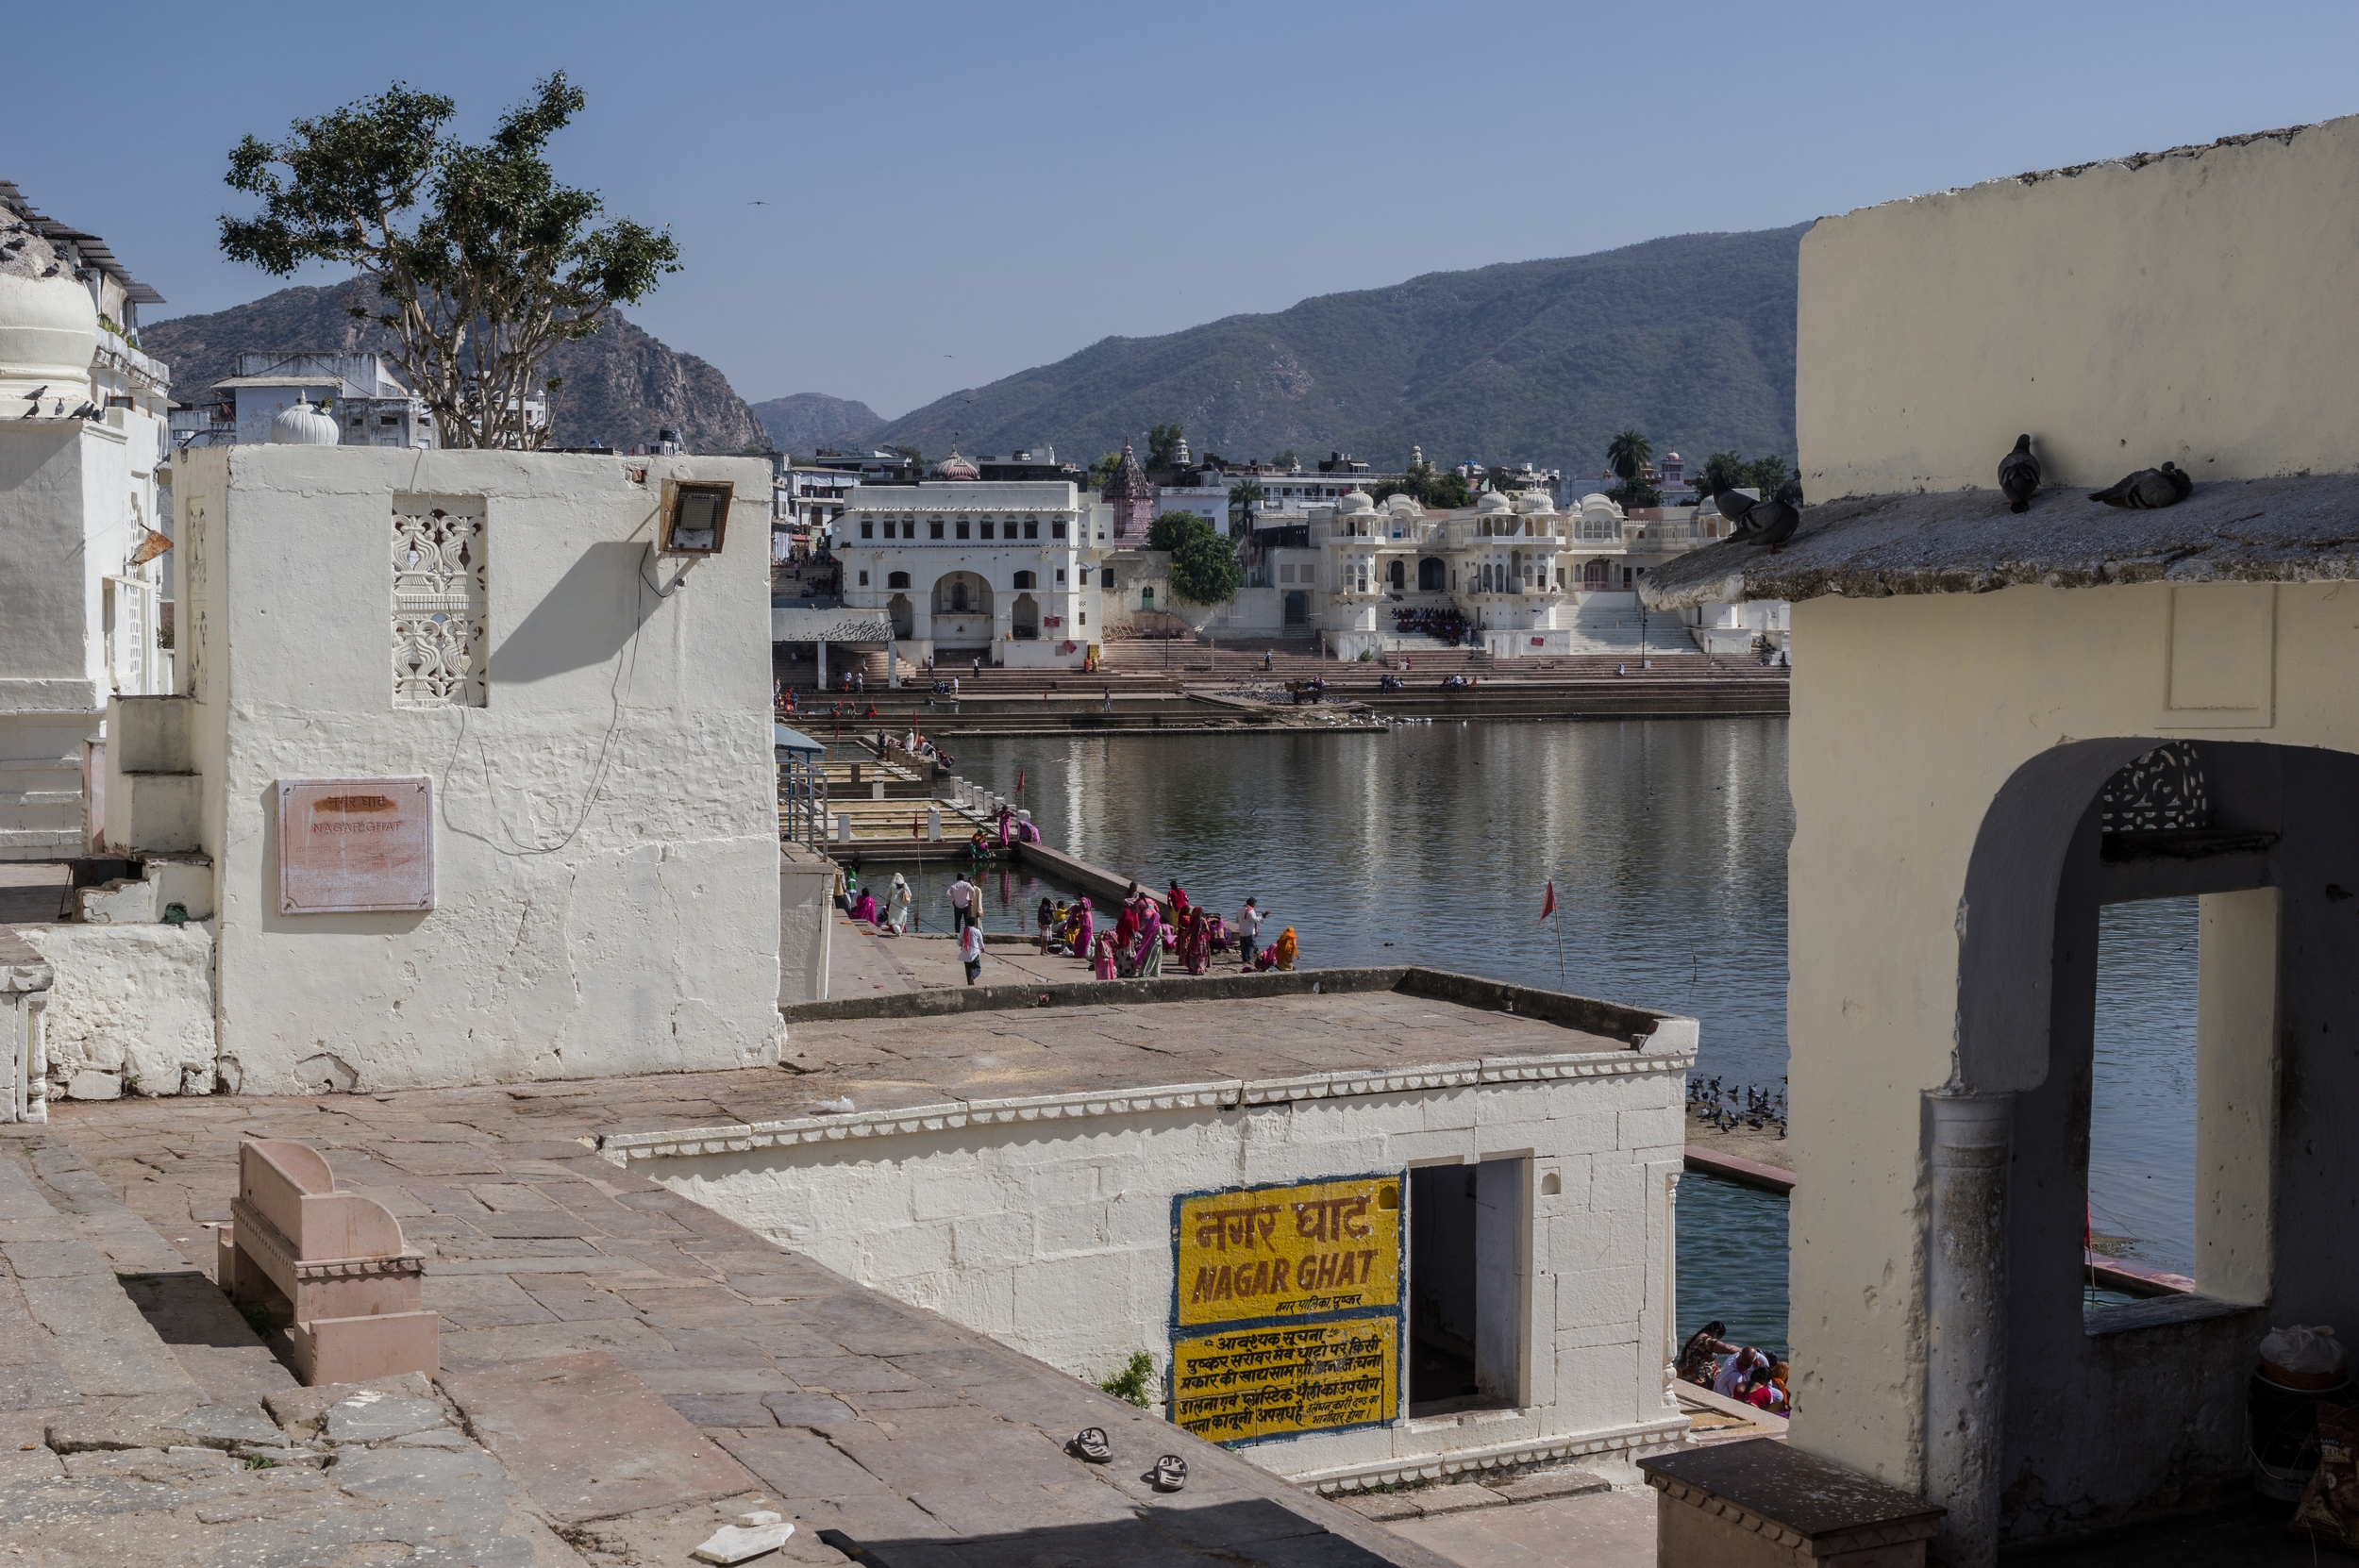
[1067,1427,1112,1463]
[1150,1454,1187,1492]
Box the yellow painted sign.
[1169,1317,1398,1442]
[1174,1176,1401,1328]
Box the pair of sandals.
[1068,1426,1186,1492]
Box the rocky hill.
[872,225,1806,475]
[750,393,883,454]
[141,280,767,454]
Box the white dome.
[1383,493,1421,515]
[0,268,98,403]
[1474,490,1512,512]
[1335,491,1375,514]
[270,394,342,445]
[1514,491,1555,514]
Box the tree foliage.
[1699,449,1789,497]
[1606,428,1654,483]
[220,74,679,449]
[1146,424,1187,470]
[1087,450,1123,490]
[1272,448,1298,470]
[1226,479,1263,537]
[1147,510,1243,605]
[1369,461,1471,510]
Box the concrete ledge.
[778,963,1691,1051]
[1684,1146,1796,1193]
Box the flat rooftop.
[607,969,1691,1156]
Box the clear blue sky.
[9,1,2358,420]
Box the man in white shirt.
[1236,898,1264,967]
[947,876,976,933]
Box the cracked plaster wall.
[1799,114,2359,499]
[19,921,216,1097]
[172,446,781,1095]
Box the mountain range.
[749,392,883,453]
[140,280,766,454]
[866,225,1805,475]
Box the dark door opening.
[1409,1159,1525,1416]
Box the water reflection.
[2091,897,2199,1271]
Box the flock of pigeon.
[1690,437,2195,560]
[2000,433,2194,513]
[1687,1076,1788,1139]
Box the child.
[959,921,986,985]
[1092,933,1118,981]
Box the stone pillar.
[816,641,828,689]
[1925,1090,2015,1568]
[928,807,941,842]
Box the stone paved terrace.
[3,971,1681,1568]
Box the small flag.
[1017,768,1027,792]
[1540,880,1556,922]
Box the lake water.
[922,721,2200,1347]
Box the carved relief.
[391,503,487,708]
[2099,742,2213,834]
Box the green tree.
[1699,450,1747,495]
[1273,448,1297,470]
[220,74,680,450]
[1606,428,1654,484]
[1370,461,1473,511]
[1147,424,1186,470]
[1741,454,1791,496]
[1146,510,1242,605]
[1227,479,1263,537]
[1087,450,1123,490]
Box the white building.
[832,480,1099,667]
[0,182,175,859]
[29,446,782,1102]
[171,351,436,451]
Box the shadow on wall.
[492,541,662,685]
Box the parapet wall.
[1799,116,2359,498]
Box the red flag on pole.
[1017,768,1026,792]
[1540,879,1556,921]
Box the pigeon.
[1998,434,2040,512]
[40,263,59,277]
[67,402,94,421]
[22,386,45,403]
[1747,479,1804,553]
[1706,481,1764,537]
[2090,462,2194,509]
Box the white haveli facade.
[832,480,1103,668]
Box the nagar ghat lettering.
[276,777,435,914]
[1170,1318,1398,1442]
[1174,1176,1401,1328]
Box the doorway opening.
[1408,1159,1525,1416]
[2085,896,2200,1305]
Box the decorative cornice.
[600,1050,1686,1163]
[1297,1413,1692,1493]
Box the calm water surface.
[915,722,2200,1345]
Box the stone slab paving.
[36,1074,1464,1568]
[1386,1486,1657,1568]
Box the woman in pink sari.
[1072,897,1094,963]
[1091,932,1118,980]
[1182,909,1212,976]
[1129,902,1164,977]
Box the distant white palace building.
[831,478,1103,667]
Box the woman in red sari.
[1182,909,1213,976]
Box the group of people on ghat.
[1392,607,1473,645]
[1676,1320,1791,1415]
[1034,880,1297,981]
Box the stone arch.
[1012,570,1037,590]
[1387,559,1406,591]
[1418,557,1446,592]
[887,570,911,590]
[1581,559,1609,591]
[887,593,913,640]
[932,572,992,618]
[1012,592,1039,637]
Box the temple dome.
[1514,491,1555,514]
[269,394,341,445]
[936,450,979,481]
[1335,491,1375,514]
[1474,490,1513,513]
[0,266,98,404]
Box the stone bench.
[1639,1438,1945,1566]
[217,1138,437,1384]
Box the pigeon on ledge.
[2090,462,2193,509]
[1999,435,2041,512]
[1748,479,1804,553]
[1705,481,1763,538]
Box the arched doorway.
[887,593,913,639]
[1387,559,1406,592]
[1012,592,1039,638]
[1283,591,1309,626]
[1418,557,1446,592]
[1581,559,1609,592]
[932,572,992,617]
[1917,737,2359,1558]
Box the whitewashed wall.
[169,447,781,1095]
[611,1053,1690,1488]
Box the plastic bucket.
[2250,1371,2351,1500]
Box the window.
[887,571,910,589]
[1141,587,1155,608]
[1079,611,1086,626]
[1012,571,1036,590]
[1024,521,1039,540]
[1052,521,1067,539]
[956,521,970,540]
[1280,565,1295,583]
[931,522,945,540]
[1055,569,1065,584]
[950,581,969,612]
[861,521,875,539]
[1300,565,1314,585]
[902,521,915,539]
[980,521,995,540]
[858,570,869,586]
[1101,568,1115,589]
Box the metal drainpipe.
[1925,1089,2016,1568]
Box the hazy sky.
[10,1,2358,419]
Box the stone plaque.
[277,777,434,914]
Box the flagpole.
[1555,904,1566,992]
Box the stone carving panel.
[2099,742,2213,834]
[392,502,487,709]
